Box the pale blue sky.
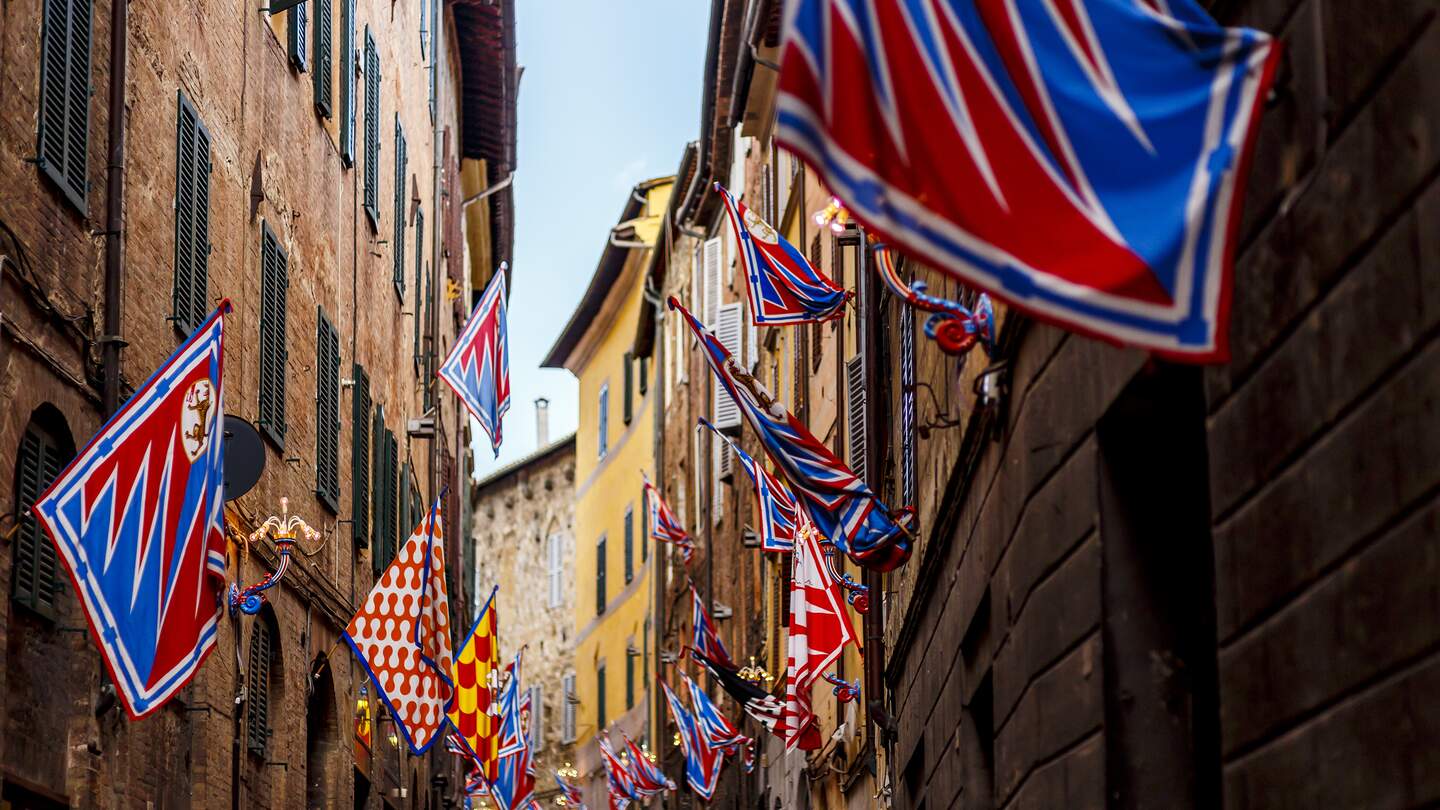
[472,2,710,478]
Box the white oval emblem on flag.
[182,379,214,462]
[743,207,778,245]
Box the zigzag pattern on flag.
[553,770,586,810]
[778,519,858,752]
[643,472,695,565]
[489,650,537,810]
[439,266,511,455]
[690,583,734,669]
[681,671,750,758]
[698,418,798,553]
[599,733,640,810]
[621,731,675,797]
[661,680,724,801]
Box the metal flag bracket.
[818,536,871,614]
[822,672,861,703]
[874,243,996,360]
[228,496,325,616]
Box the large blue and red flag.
[33,302,231,719]
[620,731,676,796]
[699,418,798,553]
[642,473,695,565]
[439,266,510,455]
[681,672,749,755]
[598,734,639,809]
[661,680,724,801]
[690,583,734,668]
[670,298,913,570]
[715,182,850,324]
[774,0,1280,362]
[484,650,537,810]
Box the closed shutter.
[597,384,609,459]
[638,354,648,395]
[339,0,356,164]
[595,535,606,615]
[288,1,308,71]
[413,206,424,371]
[622,352,633,425]
[385,429,398,566]
[625,651,634,709]
[561,674,576,743]
[173,92,212,333]
[315,310,341,512]
[846,354,866,482]
[596,664,607,730]
[246,621,273,755]
[351,365,371,547]
[547,534,563,608]
[900,299,917,506]
[312,0,332,117]
[702,238,722,327]
[530,686,544,751]
[362,28,380,227]
[398,463,411,543]
[258,224,289,448]
[12,426,64,618]
[712,303,742,431]
[712,434,729,518]
[623,506,633,584]
[393,117,407,298]
[371,405,390,574]
[36,0,92,212]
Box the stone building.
[0,0,515,805]
[638,1,1440,809]
[467,402,577,804]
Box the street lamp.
[229,496,326,615]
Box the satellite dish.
[223,415,265,501]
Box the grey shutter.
[393,117,407,298]
[258,224,289,448]
[427,0,438,122]
[900,298,917,506]
[173,93,211,332]
[351,364,371,547]
[362,28,380,226]
[312,0,332,117]
[371,405,387,574]
[316,309,341,512]
[339,0,356,164]
[596,536,606,615]
[246,621,272,755]
[622,352,633,425]
[37,0,92,212]
[288,1,308,71]
[702,238,722,327]
[846,354,866,482]
[12,427,63,617]
[413,206,424,371]
[385,429,399,565]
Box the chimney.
[535,397,550,447]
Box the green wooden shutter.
[12,427,63,618]
[625,651,634,710]
[385,429,398,565]
[422,262,435,410]
[413,206,424,372]
[371,404,387,574]
[312,0,332,117]
[173,92,211,333]
[315,309,341,512]
[36,0,92,212]
[596,664,606,730]
[258,223,289,448]
[398,462,411,543]
[362,27,380,227]
[622,352,633,425]
[245,621,272,755]
[339,0,356,164]
[288,1,308,71]
[638,354,648,395]
[393,117,407,299]
[351,364,371,547]
[596,535,607,615]
[623,507,633,584]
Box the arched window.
[306,654,339,808]
[246,609,281,756]
[11,406,74,619]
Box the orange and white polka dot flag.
[343,499,455,753]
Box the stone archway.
[306,653,340,808]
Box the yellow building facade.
[541,177,673,804]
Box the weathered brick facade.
[0,0,514,805]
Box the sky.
[471,1,710,479]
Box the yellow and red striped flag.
[448,587,500,777]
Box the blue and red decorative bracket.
[229,497,324,615]
[823,673,862,703]
[874,243,996,359]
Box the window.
[246,616,277,756]
[638,354,648,395]
[846,354,866,482]
[312,0,333,117]
[258,223,289,449]
[371,406,397,574]
[413,206,424,371]
[350,365,371,547]
[712,303,742,430]
[36,0,92,212]
[702,238,722,327]
[547,533,564,608]
[596,663,607,731]
[316,309,341,512]
[173,92,212,333]
[362,27,380,227]
[339,0,357,164]
[393,116,407,300]
[561,673,577,743]
[900,297,916,506]
[622,352,634,425]
[288,0,308,71]
[595,535,607,615]
[625,648,635,710]
[12,422,67,618]
[597,383,609,459]
[623,505,634,584]
[529,685,544,751]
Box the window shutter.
[702,238,722,327]
[640,486,648,562]
[547,534,563,608]
[371,405,388,574]
[596,664,607,730]
[12,427,63,617]
[622,352,633,425]
[173,93,211,333]
[625,651,634,709]
[711,434,729,518]
[638,354,648,395]
[362,28,380,227]
[312,0,332,117]
[562,674,576,743]
[36,0,92,212]
[746,300,759,372]
[595,535,606,615]
[351,364,371,547]
[288,1,308,71]
[258,224,289,448]
[398,462,411,543]
[597,384,609,459]
[530,686,544,751]
[393,117,407,298]
[900,300,917,506]
[339,0,356,164]
[846,354,866,482]
[712,303,743,431]
[623,507,633,584]
[413,206,424,371]
[385,429,398,564]
[316,309,341,512]
[246,621,272,755]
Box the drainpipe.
[100,0,129,415]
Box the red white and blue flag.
[439,266,510,455]
[690,647,784,734]
[775,0,1279,362]
[681,671,749,756]
[715,182,850,324]
[33,302,231,719]
[490,650,537,810]
[621,731,675,796]
[699,418,798,553]
[598,734,639,809]
[778,519,858,752]
[553,770,586,809]
[670,297,913,570]
[661,680,724,801]
[690,583,734,669]
[642,473,695,565]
